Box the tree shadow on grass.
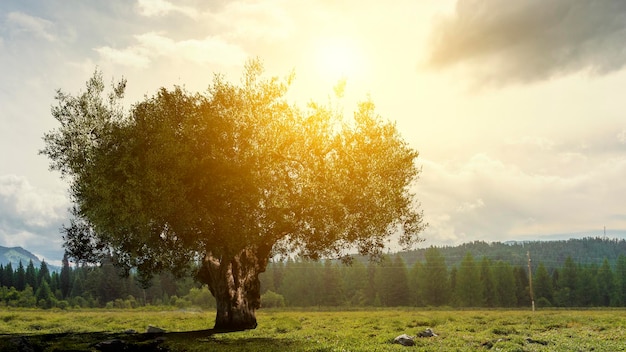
[0,329,312,352]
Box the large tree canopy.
[42,60,425,330]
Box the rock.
[393,334,416,346]
[123,329,137,334]
[417,328,438,337]
[146,325,166,334]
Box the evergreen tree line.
[1,247,626,309]
[0,255,214,309]
[259,248,626,308]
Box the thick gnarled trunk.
[198,247,268,331]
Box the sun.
[314,37,365,81]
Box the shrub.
[261,290,285,308]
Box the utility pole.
[527,251,535,312]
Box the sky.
[2,0,626,264]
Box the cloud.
[418,147,626,246]
[618,129,626,144]
[136,0,199,19]
[95,32,247,68]
[208,1,294,41]
[0,174,67,229]
[0,175,68,262]
[5,11,57,42]
[94,45,152,68]
[427,0,626,85]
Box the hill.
[0,246,43,268]
[397,237,626,270]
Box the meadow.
[0,308,625,351]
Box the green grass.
[0,308,625,351]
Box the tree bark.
[198,247,269,331]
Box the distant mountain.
[0,246,43,269]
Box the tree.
[36,280,53,308]
[480,257,497,307]
[41,60,425,330]
[377,254,409,306]
[408,260,423,306]
[596,258,615,306]
[616,255,626,305]
[15,261,26,291]
[493,261,516,307]
[513,266,530,307]
[38,261,51,286]
[419,247,449,306]
[533,262,553,306]
[25,260,37,291]
[456,253,481,307]
[556,256,578,307]
[60,254,72,299]
[320,260,343,306]
[4,263,13,289]
[341,259,367,306]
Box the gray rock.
[146,325,166,334]
[393,334,416,346]
[417,328,438,337]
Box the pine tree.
[493,261,516,307]
[37,261,51,286]
[387,255,410,306]
[15,261,26,291]
[36,280,53,308]
[4,263,14,288]
[408,261,423,306]
[60,254,72,299]
[365,260,379,306]
[25,260,37,291]
[513,266,529,307]
[556,256,578,306]
[456,253,481,307]
[480,257,497,307]
[320,260,343,306]
[576,265,599,307]
[616,255,626,306]
[341,260,367,306]
[597,258,614,306]
[533,262,554,307]
[420,247,449,306]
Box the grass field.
[0,308,625,351]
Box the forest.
[1,237,625,310]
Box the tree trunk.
[198,247,269,331]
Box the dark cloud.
[427,0,626,85]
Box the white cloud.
[209,1,294,41]
[5,11,56,42]
[136,0,199,19]
[0,174,67,228]
[94,46,152,68]
[618,129,626,144]
[95,32,247,68]
[456,198,484,213]
[418,148,626,246]
[427,0,626,85]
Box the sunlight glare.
[314,37,365,82]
